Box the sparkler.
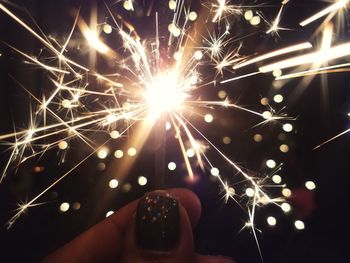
[0,0,349,258]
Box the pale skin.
[43,188,235,263]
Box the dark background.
[0,0,349,262]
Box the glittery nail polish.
[136,193,180,251]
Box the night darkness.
[0,1,350,262]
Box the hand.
[43,188,235,263]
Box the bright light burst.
[0,0,349,256]
[209,0,242,23]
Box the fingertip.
[44,188,202,263]
[120,191,196,263]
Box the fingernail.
[136,193,180,251]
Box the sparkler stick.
[154,119,166,189]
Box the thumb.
[120,192,195,263]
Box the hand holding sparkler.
[43,188,235,263]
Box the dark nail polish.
[136,193,180,251]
